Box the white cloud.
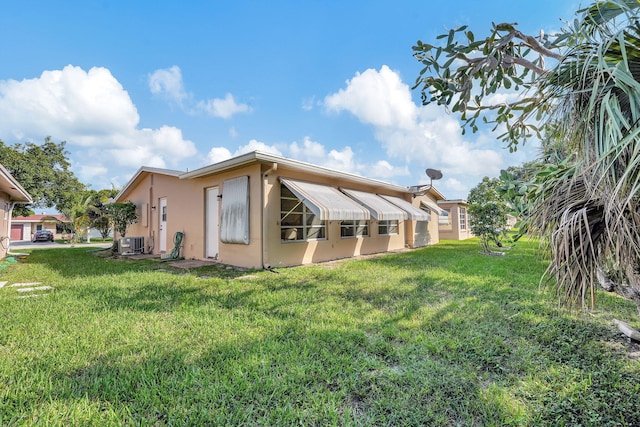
[206,139,282,165]
[322,65,531,198]
[301,96,316,111]
[197,93,252,119]
[237,139,282,156]
[325,65,416,129]
[369,160,410,179]
[0,65,197,188]
[206,147,233,164]
[148,65,189,104]
[288,136,408,181]
[148,65,251,120]
[205,135,410,183]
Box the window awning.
[280,178,370,221]
[341,188,407,221]
[420,200,444,215]
[380,195,431,221]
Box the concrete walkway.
[10,240,112,250]
[1,280,53,298]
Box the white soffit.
[380,195,431,221]
[280,178,370,221]
[341,188,407,221]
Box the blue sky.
[0,1,579,199]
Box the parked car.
[32,230,54,242]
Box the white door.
[159,197,167,252]
[206,187,219,259]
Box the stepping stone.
[0,281,7,288]
[18,294,42,299]
[9,282,42,287]
[16,286,53,293]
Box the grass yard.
[1,239,639,426]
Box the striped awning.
[341,188,407,221]
[380,195,431,221]
[280,178,370,221]
[420,200,444,215]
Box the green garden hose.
[168,231,184,260]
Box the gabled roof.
[12,214,70,223]
[0,163,32,203]
[115,166,184,201]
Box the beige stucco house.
[115,151,445,269]
[437,199,473,240]
[0,163,33,258]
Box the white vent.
[119,237,144,255]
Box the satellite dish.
[426,168,443,183]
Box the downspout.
[4,201,16,253]
[149,182,154,254]
[262,162,277,269]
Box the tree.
[467,177,509,253]
[0,137,85,216]
[413,1,640,321]
[106,201,138,238]
[85,189,119,239]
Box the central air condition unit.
[119,236,144,255]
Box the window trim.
[459,207,467,230]
[378,219,399,236]
[340,219,369,239]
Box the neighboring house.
[115,151,442,269]
[437,199,474,240]
[11,214,71,241]
[0,163,32,258]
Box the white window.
[378,220,399,235]
[459,207,467,230]
[439,209,450,225]
[280,184,326,241]
[340,220,369,238]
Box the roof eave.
[0,164,33,203]
[115,166,184,202]
[180,151,410,193]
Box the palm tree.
[413,0,640,321]
[531,2,640,316]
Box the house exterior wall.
[119,172,203,258]
[117,155,446,269]
[410,193,441,247]
[438,201,473,240]
[0,192,10,258]
[189,164,264,268]
[262,165,409,268]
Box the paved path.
[10,241,112,250]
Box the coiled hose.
[168,231,184,260]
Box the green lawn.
[1,239,639,426]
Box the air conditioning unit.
[119,236,144,255]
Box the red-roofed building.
[10,214,71,241]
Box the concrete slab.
[16,286,53,293]
[0,281,7,288]
[9,282,42,287]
